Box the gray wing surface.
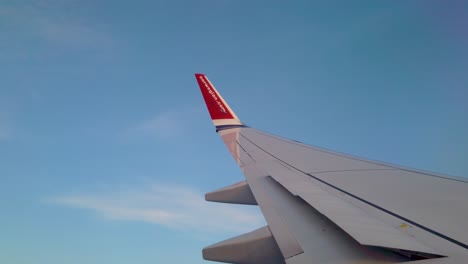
[195,74,468,264]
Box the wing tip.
[195,73,243,128]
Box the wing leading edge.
[195,74,468,264]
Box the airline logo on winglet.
[195,73,244,131]
[199,76,228,115]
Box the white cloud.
[52,183,265,234]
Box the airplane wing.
[194,73,468,264]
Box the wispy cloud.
[133,112,181,139]
[0,2,111,51]
[52,183,265,234]
[0,125,12,141]
[0,114,13,141]
[121,109,201,141]
[35,15,110,47]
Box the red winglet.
[195,73,242,128]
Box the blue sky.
[1,1,467,263]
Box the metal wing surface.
[195,73,468,264]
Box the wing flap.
[203,226,285,264]
[205,180,257,205]
[242,164,409,263]
[243,163,304,259]
[255,160,440,255]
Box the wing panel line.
[235,141,253,160]
[251,129,468,183]
[239,132,468,251]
